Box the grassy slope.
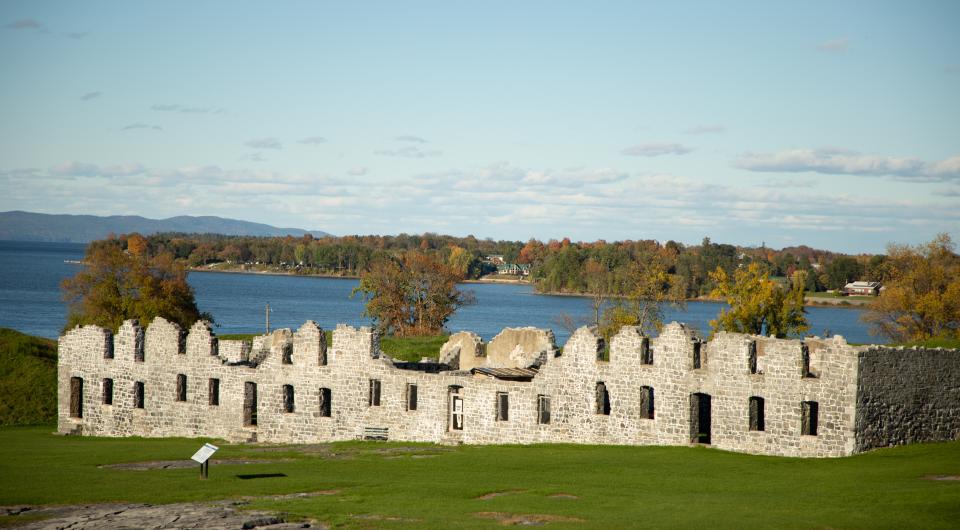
[0,329,57,425]
[0,427,958,528]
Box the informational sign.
[191,443,219,464]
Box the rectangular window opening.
[801,401,819,436]
[596,382,611,415]
[748,341,758,374]
[283,384,295,413]
[640,337,653,365]
[176,374,187,402]
[406,383,418,411]
[368,379,381,407]
[537,395,551,424]
[69,377,83,418]
[208,378,220,406]
[319,387,332,417]
[102,378,113,405]
[749,396,765,431]
[692,341,702,369]
[282,343,293,365]
[640,386,655,419]
[244,382,258,426]
[133,381,145,409]
[449,386,463,431]
[496,392,509,421]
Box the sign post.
[190,443,219,479]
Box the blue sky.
[1,1,957,253]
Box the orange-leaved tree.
[353,251,474,336]
[62,234,208,332]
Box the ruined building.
[58,318,960,457]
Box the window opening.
[69,377,83,418]
[176,374,187,402]
[496,392,509,421]
[537,395,551,424]
[801,401,819,436]
[406,383,418,411]
[368,379,381,406]
[244,382,258,426]
[283,384,295,413]
[749,396,765,431]
[102,378,113,405]
[133,381,145,409]
[640,386,655,419]
[319,387,332,417]
[209,378,220,406]
[596,382,611,415]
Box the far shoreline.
[189,266,869,309]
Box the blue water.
[0,240,882,344]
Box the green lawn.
[805,291,875,301]
[218,332,447,362]
[1,426,958,529]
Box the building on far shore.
[842,281,882,296]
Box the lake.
[0,240,882,345]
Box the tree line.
[142,232,890,297]
[63,232,958,346]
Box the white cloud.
[818,38,849,53]
[621,143,694,157]
[375,146,441,158]
[151,104,225,114]
[244,137,282,150]
[347,167,368,176]
[735,148,960,181]
[395,135,428,143]
[298,136,327,145]
[50,161,145,178]
[684,125,725,135]
[121,123,162,131]
[5,18,43,31]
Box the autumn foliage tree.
[599,255,687,338]
[62,234,207,332]
[863,234,960,343]
[709,263,808,338]
[353,251,474,337]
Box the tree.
[599,255,686,338]
[863,234,960,343]
[825,256,864,290]
[353,251,474,336]
[709,263,808,338]
[62,235,208,332]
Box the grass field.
[219,331,447,362]
[0,426,958,529]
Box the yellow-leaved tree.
[863,234,960,343]
[709,263,808,338]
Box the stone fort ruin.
[58,318,960,457]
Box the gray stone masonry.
[57,318,960,457]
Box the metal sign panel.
[190,443,219,464]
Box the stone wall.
[58,318,959,457]
[854,347,960,452]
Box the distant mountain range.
[0,211,330,243]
